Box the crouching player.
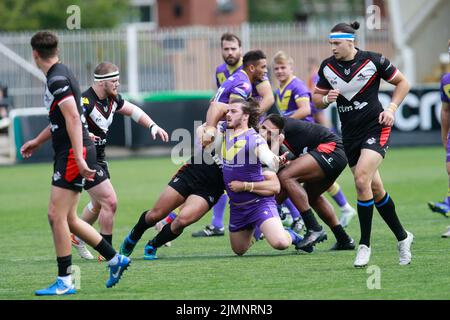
[221,99,305,255]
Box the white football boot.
[398,231,414,265]
[354,244,371,268]
[71,234,94,260]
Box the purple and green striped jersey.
[215,61,243,89]
[441,73,450,103]
[275,76,314,122]
[213,70,252,104]
[221,127,269,204]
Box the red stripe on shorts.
[65,147,86,182]
[379,127,391,147]
[316,141,336,154]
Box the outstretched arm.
[118,101,169,142]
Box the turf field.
[0,146,449,300]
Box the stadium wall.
[10,88,442,163]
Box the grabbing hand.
[228,181,245,193]
[201,126,216,147]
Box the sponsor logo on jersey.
[337,101,368,113]
[354,101,368,110]
[344,68,351,75]
[82,97,89,105]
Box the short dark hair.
[220,32,241,47]
[263,114,285,132]
[230,98,261,130]
[330,21,360,34]
[243,50,266,68]
[30,31,59,59]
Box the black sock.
[300,208,322,232]
[357,199,374,247]
[331,224,351,243]
[94,238,116,261]
[101,233,112,246]
[149,223,181,248]
[57,255,72,277]
[375,193,407,241]
[129,211,153,242]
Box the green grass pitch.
[0,146,449,300]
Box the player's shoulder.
[441,73,450,84]
[319,56,335,69]
[216,63,226,74]
[363,50,386,64]
[81,87,96,107]
[47,63,71,85]
[291,76,308,88]
[249,129,266,145]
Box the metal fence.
[0,18,393,109]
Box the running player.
[260,114,355,251]
[428,40,450,238]
[21,31,130,295]
[272,51,357,228]
[70,62,170,260]
[312,21,413,267]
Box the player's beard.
[225,56,239,66]
[106,87,118,97]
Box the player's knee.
[269,237,290,250]
[149,206,168,221]
[47,207,63,226]
[354,175,371,194]
[278,174,295,188]
[102,195,117,215]
[171,217,187,233]
[232,245,248,256]
[67,215,78,229]
[277,169,291,182]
